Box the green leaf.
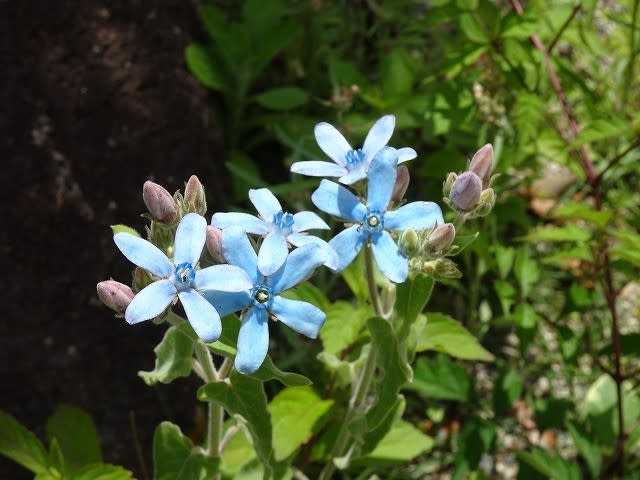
[493,368,523,416]
[0,410,49,474]
[46,405,101,474]
[356,420,434,466]
[573,117,631,147]
[199,372,274,477]
[380,48,415,98]
[110,225,140,237]
[534,397,573,430]
[250,356,312,387]
[514,248,539,298]
[517,448,582,480]
[459,13,489,44]
[340,251,369,302]
[365,317,412,430]
[453,418,496,480]
[253,87,309,111]
[416,313,493,361]
[494,244,515,279]
[139,323,195,386]
[73,464,134,480]
[220,424,254,477]
[520,224,592,243]
[395,274,434,340]
[552,202,612,229]
[185,43,228,92]
[566,418,601,479]
[513,303,538,351]
[408,354,473,402]
[153,422,219,480]
[320,300,370,355]
[269,387,334,461]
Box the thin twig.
[547,4,582,54]
[597,135,640,180]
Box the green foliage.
[408,354,473,403]
[139,322,195,385]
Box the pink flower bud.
[184,175,207,214]
[142,181,178,224]
[468,144,494,187]
[97,280,134,314]
[427,223,456,254]
[449,171,482,212]
[391,166,410,202]
[206,225,226,263]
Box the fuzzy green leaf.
[356,420,434,466]
[139,323,195,386]
[320,300,371,355]
[254,87,309,111]
[408,354,473,402]
[73,464,134,480]
[416,313,493,361]
[185,43,228,92]
[0,410,49,474]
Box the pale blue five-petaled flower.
[204,226,327,374]
[113,213,253,342]
[311,147,444,283]
[290,114,417,185]
[211,188,338,275]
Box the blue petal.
[248,188,282,221]
[290,161,347,178]
[287,233,339,271]
[271,296,326,339]
[328,224,366,272]
[125,279,176,324]
[268,244,326,294]
[211,212,269,235]
[174,213,207,266]
[292,211,329,232]
[385,201,444,231]
[203,290,252,317]
[178,289,222,342]
[314,122,352,166]
[221,227,260,284]
[338,169,367,185]
[235,307,269,374]
[258,231,289,276]
[311,180,366,222]
[397,147,417,164]
[114,233,173,278]
[194,264,254,291]
[362,114,395,163]
[371,231,408,283]
[367,147,399,212]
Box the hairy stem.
[194,341,224,462]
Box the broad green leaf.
[408,355,473,402]
[199,372,274,477]
[567,419,601,479]
[416,313,493,361]
[453,418,496,480]
[0,410,49,474]
[520,224,591,243]
[185,44,227,92]
[494,244,515,279]
[254,87,309,111]
[250,356,311,387]
[534,398,573,430]
[220,424,255,477]
[73,464,134,480]
[139,323,195,386]
[395,274,434,341]
[340,251,368,302]
[320,300,370,355]
[513,303,538,351]
[542,246,593,265]
[573,117,631,147]
[269,387,334,461]
[493,368,523,416]
[365,317,412,429]
[153,422,219,480]
[517,448,582,480]
[356,420,434,466]
[381,48,415,98]
[46,405,101,474]
[459,13,489,44]
[552,202,612,229]
[110,225,140,237]
[359,397,405,456]
[514,248,539,298]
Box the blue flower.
[211,188,338,275]
[311,147,444,283]
[113,213,253,342]
[290,114,417,185]
[203,226,327,374]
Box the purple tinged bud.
[449,171,482,212]
[468,144,494,187]
[427,223,456,254]
[206,225,226,263]
[97,280,134,314]
[391,166,410,203]
[184,175,207,214]
[143,181,178,224]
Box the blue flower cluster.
[112,115,443,374]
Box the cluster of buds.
[443,144,496,218]
[398,223,461,280]
[472,82,507,128]
[330,84,361,113]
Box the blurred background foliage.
[184,0,640,477]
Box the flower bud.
[206,225,226,263]
[443,172,458,197]
[449,171,482,212]
[184,175,207,215]
[422,258,462,279]
[391,166,410,203]
[398,228,419,257]
[143,181,178,224]
[97,280,134,314]
[474,188,496,217]
[426,223,456,254]
[468,144,494,187]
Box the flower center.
[251,284,273,309]
[272,210,295,235]
[345,148,365,168]
[362,210,384,235]
[174,262,195,290]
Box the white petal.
[314,122,352,166]
[174,213,207,266]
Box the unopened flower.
[391,165,410,203]
[449,171,482,211]
[468,144,494,187]
[204,227,327,374]
[97,280,134,314]
[312,147,443,283]
[212,188,338,275]
[205,225,225,264]
[142,181,178,224]
[183,175,207,214]
[290,115,417,185]
[426,223,456,254]
[113,213,253,342]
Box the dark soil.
[1,1,229,477]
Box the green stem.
[364,244,386,318]
[194,342,224,461]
